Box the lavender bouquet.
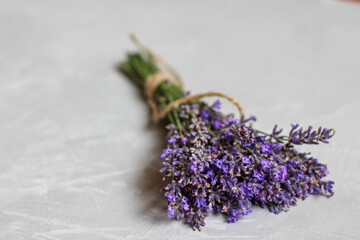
[120,35,335,231]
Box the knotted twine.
[130,34,245,122]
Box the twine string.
[130,34,244,122]
[144,72,178,122]
[158,92,244,120]
[130,34,184,88]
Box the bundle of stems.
[120,52,185,130]
[120,48,335,231]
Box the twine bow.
[130,34,244,122]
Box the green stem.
[120,52,185,130]
[275,154,286,163]
[245,147,261,161]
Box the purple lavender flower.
[121,51,336,231]
[287,125,335,145]
[212,100,221,109]
[159,101,335,231]
[272,166,287,182]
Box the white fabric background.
[0,0,359,239]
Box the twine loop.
[145,72,181,121]
[130,34,244,122]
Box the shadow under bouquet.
[120,35,335,231]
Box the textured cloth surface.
[0,0,359,239]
